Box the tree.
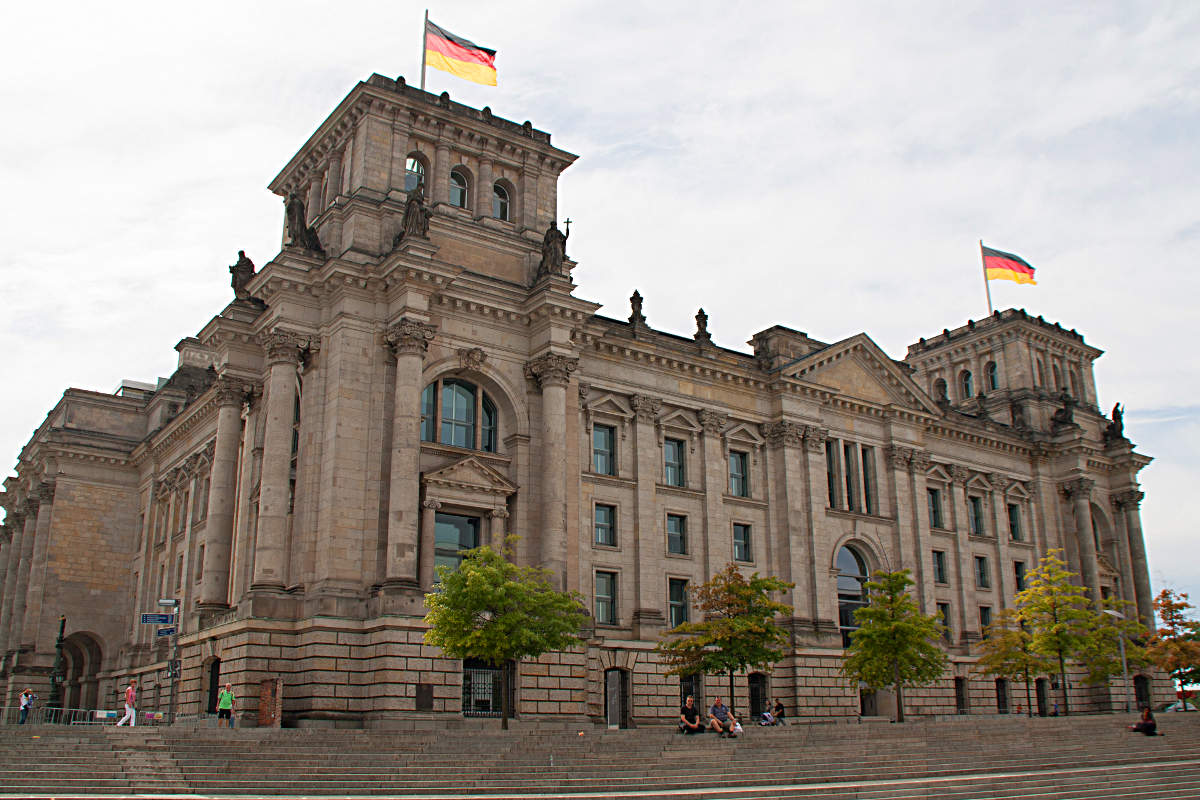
[840,569,947,722]
[424,542,588,729]
[1077,596,1149,688]
[655,563,793,714]
[976,608,1054,717]
[1017,549,1094,716]
[1146,588,1200,710]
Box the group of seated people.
[678,695,785,737]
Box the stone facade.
[0,74,1165,726]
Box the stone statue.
[1050,389,1076,426]
[285,193,324,252]
[396,180,432,244]
[629,290,646,327]
[1010,400,1029,430]
[229,250,255,300]
[537,220,569,278]
[1104,402,1126,443]
[694,308,712,345]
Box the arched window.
[450,169,469,208]
[986,361,999,391]
[492,183,510,221]
[420,378,499,453]
[959,370,974,400]
[405,156,426,192]
[836,545,869,648]
[933,378,948,402]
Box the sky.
[1,1,1197,608]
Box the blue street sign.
[156,627,176,637]
[140,613,174,624]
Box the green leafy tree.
[1077,596,1149,688]
[424,542,588,729]
[1017,549,1094,716]
[976,608,1054,717]
[840,569,947,722]
[655,563,793,714]
[1146,588,1200,710]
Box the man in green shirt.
[216,683,235,728]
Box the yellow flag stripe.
[426,50,497,86]
[986,267,1037,285]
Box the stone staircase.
[0,714,1197,798]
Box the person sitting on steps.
[678,695,703,734]
[708,696,738,738]
[1129,706,1158,736]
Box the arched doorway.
[679,673,703,709]
[62,632,103,710]
[1134,675,1151,710]
[205,658,222,714]
[748,673,768,719]
[604,668,631,729]
[836,545,869,648]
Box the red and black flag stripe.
[425,20,497,86]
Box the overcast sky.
[2,1,1197,607]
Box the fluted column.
[323,147,344,208]
[251,330,302,592]
[907,451,935,614]
[0,512,24,653]
[1061,477,1101,607]
[433,140,451,206]
[476,155,493,218]
[799,425,838,629]
[1114,490,1152,628]
[419,498,440,589]
[988,474,1015,609]
[199,379,248,608]
[524,354,578,590]
[384,318,435,590]
[699,410,729,581]
[20,483,55,650]
[7,504,38,650]
[949,465,974,642]
[628,393,662,632]
[489,509,509,550]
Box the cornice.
[133,390,220,468]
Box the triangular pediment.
[787,334,942,414]
[927,464,952,484]
[585,391,633,419]
[659,407,700,432]
[422,455,516,497]
[725,421,764,446]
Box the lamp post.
[48,615,66,717]
[1103,608,1131,713]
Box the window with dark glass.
[861,446,877,515]
[728,450,749,497]
[836,546,868,648]
[592,424,616,475]
[433,513,480,575]
[733,523,752,562]
[668,578,689,628]
[595,571,617,625]
[442,380,475,448]
[492,183,510,220]
[968,495,986,536]
[449,169,469,208]
[975,555,991,588]
[664,438,686,487]
[979,605,993,635]
[960,370,974,399]
[1053,364,1062,391]
[933,550,948,584]
[404,156,425,192]
[843,442,859,512]
[825,440,841,508]
[986,361,999,391]
[1036,359,1046,387]
[594,504,616,547]
[937,602,952,643]
[667,514,687,555]
[420,378,498,453]
[1007,503,1022,541]
[927,487,944,528]
[1014,561,1027,592]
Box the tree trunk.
[893,661,905,723]
[1057,652,1069,716]
[728,669,735,716]
[1024,667,1033,718]
[500,663,510,731]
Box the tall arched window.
[836,545,869,648]
[450,169,469,208]
[405,156,426,192]
[420,378,499,453]
[986,361,999,391]
[492,183,510,221]
[959,370,974,400]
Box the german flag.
[425,20,497,86]
[982,245,1037,285]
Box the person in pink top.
[116,679,138,726]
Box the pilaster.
[199,378,250,611]
[20,483,55,652]
[1060,477,1101,607]
[1113,489,1152,628]
[628,392,663,636]
[524,353,578,591]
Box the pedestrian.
[116,678,138,726]
[217,683,236,728]
[18,689,35,724]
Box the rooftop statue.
[229,250,255,300]
[537,219,569,279]
[285,194,324,253]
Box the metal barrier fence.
[1,706,170,726]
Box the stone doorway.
[604,668,631,729]
[205,658,222,714]
[1036,678,1050,717]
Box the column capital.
[803,425,829,453]
[6,512,25,532]
[259,329,304,366]
[1112,489,1144,509]
[886,445,914,470]
[524,353,578,389]
[385,318,436,357]
[909,450,932,472]
[213,376,253,407]
[489,508,510,520]
[1060,476,1095,499]
[631,394,662,423]
[989,473,1014,492]
[35,482,55,506]
[698,409,727,435]
[22,496,39,516]
[949,465,971,485]
[421,498,442,511]
[763,421,804,448]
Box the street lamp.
[1103,608,1131,713]
[48,616,66,717]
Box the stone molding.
[489,508,510,520]
[1060,477,1096,499]
[578,383,590,404]
[385,318,436,357]
[631,395,662,423]
[949,465,971,485]
[22,496,39,516]
[1111,489,1144,509]
[260,329,305,366]
[457,347,487,371]
[909,450,932,472]
[886,445,913,470]
[698,409,727,435]
[422,498,442,511]
[989,473,1014,492]
[524,353,578,389]
[763,421,804,448]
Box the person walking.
[216,683,236,728]
[18,689,34,724]
[116,679,138,726]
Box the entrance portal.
[748,673,767,719]
[604,668,630,729]
[1035,678,1049,717]
[206,658,222,714]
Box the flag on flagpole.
[981,244,1037,285]
[424,19,497,86]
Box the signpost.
[156,627,176,638]
[140,601,181,724]
[140,613,174,625]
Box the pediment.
[787,334,942,414]
[927,464,952,484]
[422,455,516,497]
[585,391,633,419]
[659,407,700,432]
[966,474,992,492]
[725,421,764,447]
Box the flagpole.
[979,239,994,316]
[420,9,429,92]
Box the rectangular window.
[667,514,688,555]
[1007,503,1023,541]
[968,495,986,536]
[1014,561,1027,592]
[195,545,205,583]
[975,555,991,589]
[979,605,993,636]
[861,446,876,515]
[594,504,616,547]
[595,571,617,625]
[937,602,952,643]
[843,442,859,512]
[592,424,616,475]
[176,555,184,593]
[927,488,944,529]
[668,578,689,628]
[733,523,752,562]
[933,550,948,584]
[825,440,841,508]
[433,513,481,575]
[664,438,686,487]
[728,451,749,497]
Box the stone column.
[323,147,344,208]
[699,409,729,581]
[948,465,974,642]
[306,178,323,224]
[20,483,55,651]
[251,330,302,593]
[7,504,38,650]
[476,156,493,218]
[0,512,24,653]
[800,426,838,630]
[1114,490,1152,628]
[489,509,509,550]
[763,422,806,617]
[433,140,451,206]
[988,474,1015,608]
[907,451,935,614]
[384,318,436,591]
[199,378,247,609]
[626,394,663,634]
[1061,477,1101,607]
[524,354,578,590]
[419,499,440,589]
